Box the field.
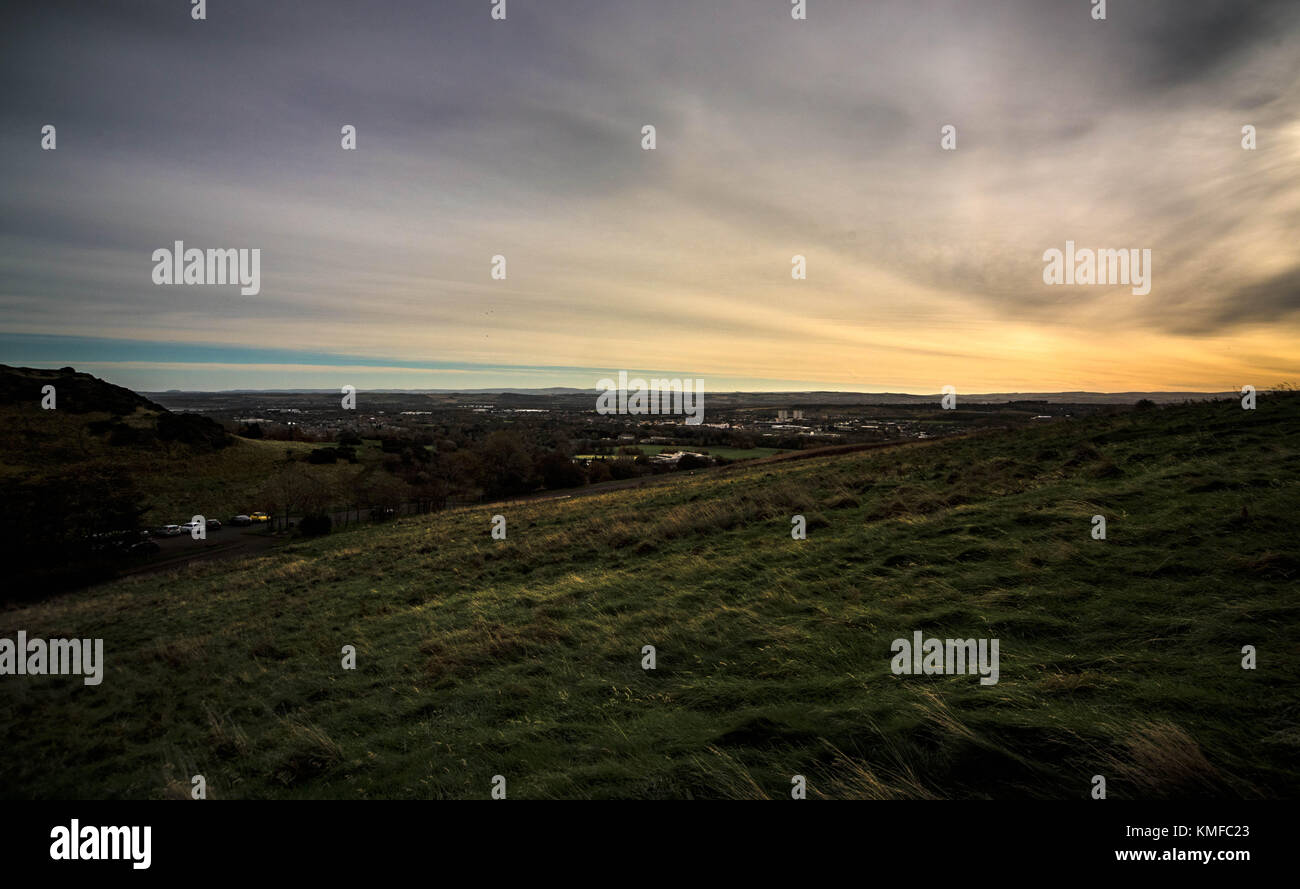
[132,439,383,524]
[1,396,1297,799]
[578,444,782,460]
[0,404,385,525]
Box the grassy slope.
[1,397,1297,799]
[130,438,381,524]
[577,445,781,460]
[0,404,381,523]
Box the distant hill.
[0,366,245,591]
[0,364,230,451]
[144,387,599,396]
[3,392,1296,798]
[140,385,1241,404]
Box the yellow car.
[250,511,270,523]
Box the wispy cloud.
[2,0,1298,391]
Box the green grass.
[135,438,382,523]
[2,397,1297,799]
[0,405,385,524]
[697,445,781,460]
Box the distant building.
[649,450,710,465]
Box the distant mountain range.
[146,387,599,396]
[139,386,1242,405]
[0,363,1242,406]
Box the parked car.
[250,511,270,523]
[229,515,252,526]
[87,530,145,555]
[178,518,220,533]
[149,524,183,537]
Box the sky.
[2,0,1298,393]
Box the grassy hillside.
[119,437,380,525]
[576,444,782,461]
[2,396,1297,799]
[0,369,384,525]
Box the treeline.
[363,429,716,499]
[255,428,724,536]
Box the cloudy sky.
[2,0,1298,392]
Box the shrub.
[307,447,339,464]
[299,514,332,536]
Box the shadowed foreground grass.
[2,396,1297,799]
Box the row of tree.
[255,429,721,535]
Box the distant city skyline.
[3,1,1299,393]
